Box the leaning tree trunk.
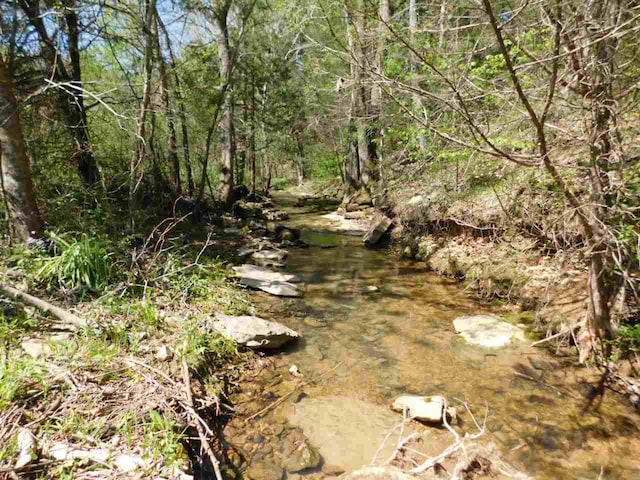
[214,3,235,208]
[0,55,43,242]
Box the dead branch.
[181,359,223,480]
[245,359,346,422]
[0,285,88,330]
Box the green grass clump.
[143,410,189,469]
[178,319,238,371]
[0,354,48,410]
[38,233,112,291]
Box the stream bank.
[222,191,640,480]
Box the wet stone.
[245,461,284,480]
[322,465,346,476]
[304,318,328,328]
[289,390,304,404]
[282,440,321,473]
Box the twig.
[182,360,223,480]
[245,359,346,422]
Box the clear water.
[255,193,640,479]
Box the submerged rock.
[338,466,413,480]
[287,397,408,470]
[246,461,284,480]
[453,315,525,348]
[213,313,300,349]
[282,440,321,473]
[363,216,393,247]
[391,395,453,424]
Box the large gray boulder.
[213,313,300,349]
[232,264,303,297]
[363,216,393,247]
[453,315,525,348]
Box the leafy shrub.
[37,233,112,290]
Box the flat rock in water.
[363,216,393,247]
[338,466,413,480]
[233,264,300,283]
[251,249,288,262]
[453,315,525,348]
[213,313,300,349]
[391,395,446,424]
[288,397,410,470]
[233,264,303,297]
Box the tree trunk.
[0,55,43,242]
[409,0,428,154]
[19,0,100,185]
[343,2,362,204]
[214,2,235,207]
[249,75,257,196]
[155,12,181,196]
[129,0,156,229]
[295,135,305,186]
[157,16,194,197]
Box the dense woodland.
[1,0,640,478]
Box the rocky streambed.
[220,192,640,480]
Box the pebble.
[322,464,346,476]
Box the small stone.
[156,345,172,361]
[364,285,379,293]
[15,428,37,468]
[304,318,328,328]
[246,461,284,480]
[289,365,303,377]
[289,390,304,404]
[272,424,285,436]
[322,464,346,476]
[282,440,321,473]
[114,454,146,472]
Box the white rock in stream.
[213,313,300,349]
[453,315,525,348]
[232,264,303,297]
[251,249,288,262]
[391,395,452,424]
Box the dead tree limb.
[0,284,87,330]
[181,360,223,480]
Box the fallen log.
[0,285,87,330]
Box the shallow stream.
[246,192,640,479]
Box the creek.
[239,192,640,480]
